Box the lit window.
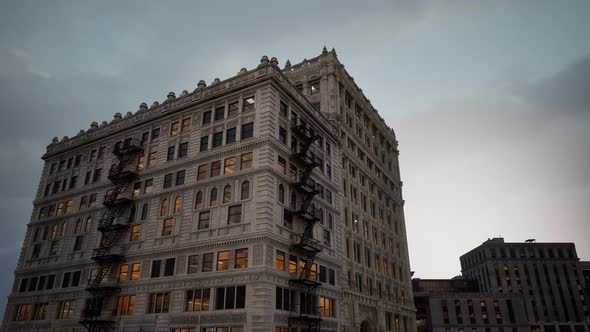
[320,297,335,317]
[224,157,236,174]
[240,152,253,169]
[148,151,157,167]
[185,288,211,312]
[162,218,174,236]
[181,117,191,132]
[119,264,129,281]
[276,250,285,271]
[277,156,286,174]
[14,303,31,321]
[197,164,208,180]
[131,263,141,280]
[57,301,73,319]
[217,251,230,271]
[115,295,136,316]
[130,224,141,242]
[235,248,248,268]
[174,196,183,214]
[160,199,169,216]
[170,121,179,136]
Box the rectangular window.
[151,260,161,278]
[217,251,230,271]
[163,173,173,189]
[14,304,31,321]
[130,224,141,241]
[235,248,248,268]
[176,170,186,186]
[228,101,239,117]
[202,253,214,272]
[141,131,150,144]
[181,117,191,132]
[178,142,188,158]
[241,122,254,139]
[228,204,242,224]
[49,240,59,256]
[226,127,237,144]
[200,136,209,151]
[147,292,170,313]
[164,258,175,276]
[131,263,141,280]
[276,250,285,271]
[243,96,255,112]
[148,151,157,167]
[213,131,223,148]
[57,301,73,319]
[151,128,161,140]
[224,157,236,174]
[198,211,210,230]
[240,152,253,170]
[73,235,84,251]
[185,288,211,312]
[197,164,209,180]
[92,168,102,183]
[187,255,199,274]
[119,264,129,281]
[280,100,288,117]
[144,178,153,193]
[323,230,331,247]
[279,127,287,144]
[167,145,175,161]
[214,106,225,121]
[320,297,335,317]
[162,218,174,236]
[215,286,246,310]
[170,121,180,136]
[115,295,136,315]
[277,156,286,174]
[202,111,212,125]
[211,160,221,177]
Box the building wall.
[284,49,416,331]
[461,239,590,331]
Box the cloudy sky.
[0,0,589,315]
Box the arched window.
[85,217,92,233]
[195,191,203,209]
[74,219,82,234]
[141,203,149,220]
[318,208,323,225]
[278,184,285,203]
[210,188,218,207]
[290,190,297,210]
[223,185,232,204]
[60,221,67,237]
[241,181,250,200]
[160,199,169,216]
[174,196,183,214]
[328,213,333,229]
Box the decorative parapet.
[44,54,335,158]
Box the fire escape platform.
[108,169,138,182]
[91,254,124,263]
[113,145,143,158]
[103,197,134,208]
[86,285,121,295]
[97,223,129,232]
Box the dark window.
[178,142,188,158]
[214,106,225,121]
[74,154,82,167]
[151,128,160,140]
[280,100,288,117]
[141,131,150,143]
[279,127,287,144]
[175,170,185,186]
[213,132,223,148]
[228,101,239,117]
[164,258,175,276]
[62,272,71,288]
[200,136,209,151]
[202,253,213,272]
[151,260,161,278]
[198,211,210,230]
[163,173,173,189]
[73,236,83,251]
[226,127,237,144]
[215,286,246,310]
[202,111,212,125]
[187,255,199,274]
[167,146,175,161]
[228,204,242,224]
[241,122,254,139]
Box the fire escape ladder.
[80,138,143,331]
[288,122,322,332]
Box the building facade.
[2,49,415,332]
[461,238,590,332]
[413,278,529,332]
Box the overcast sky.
[0,0,589,315]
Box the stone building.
[461,238,590,332]
[2,49,415,332]
[413,278,529,332]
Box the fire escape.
[80,138,143,332]
[288,121,322,332]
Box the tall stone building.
[2,49,415,332]
[461,238,590,332]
